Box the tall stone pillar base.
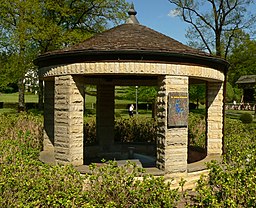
[54,75,84,166]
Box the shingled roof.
[35,6,229,71]
[236,75,256,84]
[49,23,209,56]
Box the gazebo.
[35,6,229,187]
[236,75,256,103]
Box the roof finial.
[126,3,139,24]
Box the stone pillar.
[207,82,224,155]
[157,75,188,174]
[38,79,44,111]
[96,85,115,152]
[43,80,54,151]
[54,75,84,165]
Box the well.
[35,6,229,188]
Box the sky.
[126,0,188,44]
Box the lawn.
[0,89,151,118]
[0,92,38,103]
[226,109,256,122]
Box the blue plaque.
[167,92,188,127]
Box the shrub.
[188,112,206,148]
[84,119,96,144]
[0,112,43,151]
[114,117,158,143]
[0,137,83,207]
[190,118,256,207]
[84,117,158,144]
[0,113,181,207]
[80,161,180,207]
[239,112,253,124]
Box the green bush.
[84,117,158,144]
[0,113,180,207]
[239,112,253,124]
[80,161,180,207]
[114,117,158,143]
[84,119,96,144]
[2,112,256,207]
[0,112,43,151]
[190,118,256,207]
[84,112,207,147]
[188,112,206,148]
[0,114,83,207]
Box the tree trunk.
[215,29,222,57]
[18,78,25,112]
[38,80,44,110]
[152,99,157,119]
[196,98,199,109]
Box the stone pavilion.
[35,5,229,187]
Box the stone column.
[96,85,115,152]
[54,75,84,165]
[43,80,54,151]
[207,82,224,155]
[38,79,44,111]
[157,75,188,174]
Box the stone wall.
[54,75,84,165]
[207,82,224,155]
[96,85,115,152]
[39,62,224,82]
[43,80,54,151]
[157,75,188,174]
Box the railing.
[225,102,256,111]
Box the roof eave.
[34,50,229,72]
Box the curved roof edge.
[34,50,229,72]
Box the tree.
[124,86,158,117]
[0,1,38,110]
[124,86,158,103]
[0,0,129,111]
[189,84,206,109]
[32,0,129,53]
[228,34,256,85]
[168,0,256,58]
[0,53,10,92]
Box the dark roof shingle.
[47,23,211,57]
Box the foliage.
[0,113,180,207]
[228,35,256,85]
[0,113,43,150]
[168,0,256,58]
[84,117,158,144]
[124,86,158,103]
[84,119,96,145]
[0,113,83,207]
[0,0,129,108]
[233,87,243,102]
[114,117,158,143]
[226,82,234,103]
[2,113,256,207]
[81,161,180,207]
[239,112,253,123]
[190,118,256,207]
[189,84,206,107]
[188,112,206,148]
[84,113,207,147]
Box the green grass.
[0,93,38,103]
[0,90,150,118]
[226,109,256,123]
[0,108,17,114]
